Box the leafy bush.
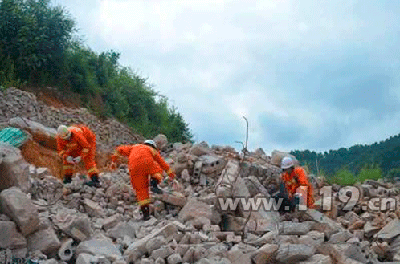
[329,168,357,186]
[357,164,382,183]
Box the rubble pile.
[2,88,400,263]
[0,88,142,150]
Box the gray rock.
[375,219,400,241]
[0,187,39,236]
[329,230,352,243]
[227,249,251,264]
[0,221,27,249]
[151,246,173,260]
[107,221,138,240]
[280,222,311,235]
[27,227,60,255]
[0,143,31,192]
[146,236,167,253]
[84,198,105,217]
[253,244,278,264]
[76,238,122,260]
[167,253,183,264]
[76,253,98,264]
[276,244,315,262]
[298,254,332,264]
[52,210,92,241]
[178,198,212,222]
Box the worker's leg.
[150,173,163,194]
[83,145,100,187]
[62,158,74,184]
[130,172,151,221]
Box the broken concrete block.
[374,219,400,242]
[76,238,122,260]
[298,254,332,264]
[107,221,138,240]
[329,230,352,244]
[226,249,251,264]
[27,227,61,255]
[253,244,279,264]
[307,209,344,238]
[298,231,324,247]
[0,143,31,192]
[52,210,92,241]
[276,244,315,262]
[84,198,105,218]
[167,253,183,264]
[102,214,122,231]
[178,198,212,222]
[280,221,311,235]
[0,187,40,236]
[76,253,98,264]
[0,221,27,249]
[151,245,174,260]
[364,221,381,238]
[146,236,167,253]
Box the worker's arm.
[294,167,310,205]
[111,145,133,163]
[73,131,91,157]
[56,137,69,158]
[150,148,175,179]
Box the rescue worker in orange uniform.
[279,156,315,212]
[110,140,176,221]
[56,124,100,187]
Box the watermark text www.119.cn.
[217,185,397,212]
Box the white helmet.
[281,156,295,170]
[144,139,157,149]
[57,125,71,139]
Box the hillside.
[0,0,192,143]
[291,133,400,178]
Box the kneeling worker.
[110,140,176,221]
[279,156,315,212]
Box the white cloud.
[51,0,400,153]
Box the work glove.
[66,156,75,164]
[109,162,117,170]
[74,156,81,164]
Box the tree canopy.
[0,0,193,143]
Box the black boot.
[140,205,150,221]
[63,174,72,184]
[150,178,162,194]
[85,174,101,188]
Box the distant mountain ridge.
[290,133,400,177]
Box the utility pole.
[242,116,248,151]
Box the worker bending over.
[56,124,100,187]
[110,140,176,221]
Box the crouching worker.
[275,157,315,213]
[56,124,101,187]
[110,140,176,221]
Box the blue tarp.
[0,127,29,148]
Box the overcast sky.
[51,0,400,154]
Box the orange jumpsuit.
[56,125,99,178]
[281,167,315,208]
[112,144,174,206]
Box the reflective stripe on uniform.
[151,148,158,156]
[63,165,73,170]
[82,148,89,153]
[88,167,99,174]
[138,198,151,206]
